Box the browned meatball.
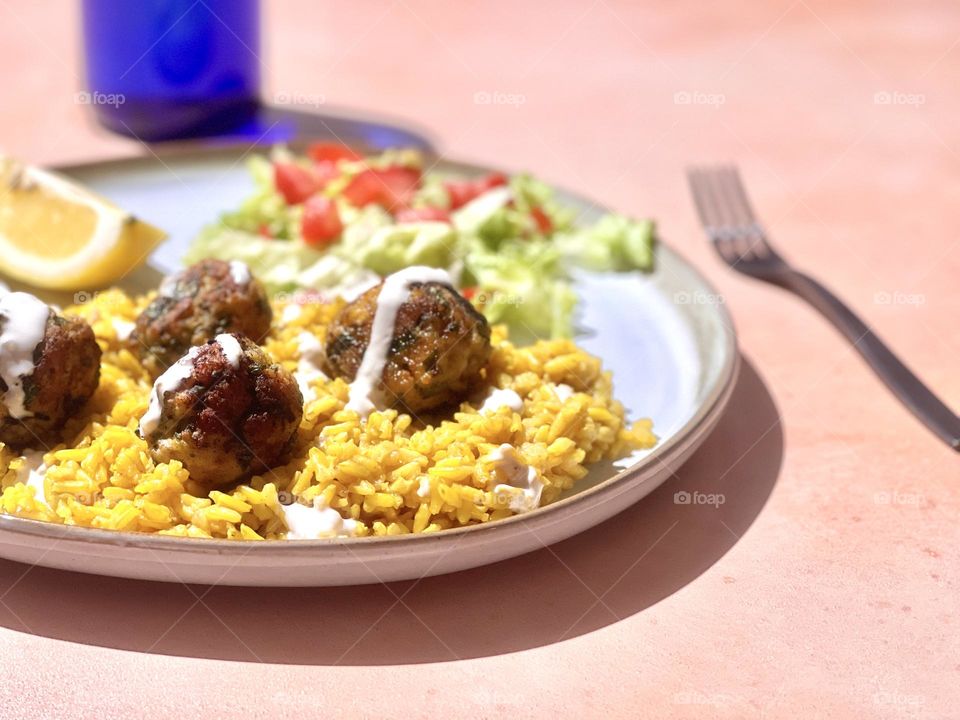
[140,334,302,488]
[133,259,272,378]
[324,281,491,412]
[0,302,101,450]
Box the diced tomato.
[258,223,273,239]
[531,206,553,234]
[395,206,451,224]
[372,166,422,209]
[461,286,478,300]
[343,166,422,210]
[341,169,381,207]
[479,172,508,191]
[301,195,343,247]
[444,181,475,211]
[380,166,423,208]
[444,172,509,210]
[306,142,362,164]
[312,160,341,186]
[274,162,320,205]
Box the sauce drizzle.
[139,334,242,437]
[346,266,452,417]
[0,292,51,418]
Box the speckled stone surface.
[0,1,957,717]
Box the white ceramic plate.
[0,146,737,586]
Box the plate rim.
[0,144,739,555]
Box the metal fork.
[688,165,959,451]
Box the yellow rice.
[0,289,656,540]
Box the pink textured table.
[1,2,957,717]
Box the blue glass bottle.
[81,0,261,141]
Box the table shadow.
[0,355,782,665]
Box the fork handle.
[778,271,959,451]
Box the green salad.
[186,143,655,339]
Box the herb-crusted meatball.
[0,292,101,449]
[324,278,491,413]
[139,334,303,488]
[133,259,272,378]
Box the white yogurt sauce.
[215,333,244,367]
[554,383,575,401]
[281,498,359,539]
[17,450,47,501]
[228,260,252,286]
[157,275,178,298]
[0,292,51,418]
[139,346,201,437]
[488,443,544,513]
[281,303,303,324]
[346,266,453,417]
[294,331,328,402]
[139,335,242,437]
[613,454,637,469]
[417,477,431,499]
[479,387,523,414]
[112,318,135,342]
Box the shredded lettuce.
[452,186,521,247]
[410,174,451,210]
[217,156,297,240]
[343,220,457,276]
[296,255,379,299]
[462,238,575,339]
[555,214,655,272]
[509,174,576,233]
[184,227,323,292]
[185,151,656,342]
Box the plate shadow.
[0,355,782,665]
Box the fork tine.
[689,166,757,262]
[716,165,759,227]
[687,167,730,232]
[691,168,959,450]
[686,169,713,228]
[691,172,735,262]
[688,165,761,231]
[718,166,774,259]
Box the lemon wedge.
[0,156,166,290]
